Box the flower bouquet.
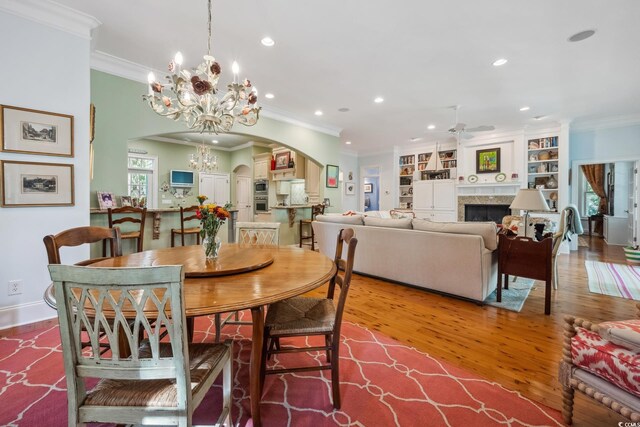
[196,198,231,259]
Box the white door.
[236,175,252,222]
[629,162,639,247]
[433,181,456,210]
[200,173,230,205]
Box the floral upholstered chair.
[559,308,640,424]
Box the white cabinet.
[305,159,321,202]
[604,215,628,246]
[413,180,456,222]
[254,155,270,180]
[275,181,291,195]
[270,151,306,181]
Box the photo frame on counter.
[97,191,116,209]
[1,105,74,157]
[1,160,74,207]
[326,164,339,188]
[121,195,132,207]
[476,147,501,174]
[275,152,290,169]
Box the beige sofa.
[312,215,498,302]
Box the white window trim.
[127,153,159,209]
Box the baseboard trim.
[0,300,56,330]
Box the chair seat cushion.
[84,343,227,407]
[597,320,640,352]
[266,297,335,336]
[572,326,640,398]
[172,227,200,234]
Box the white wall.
[0,9,93,328]
[339,152,359,212]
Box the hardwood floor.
[308,236,634,426]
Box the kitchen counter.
[270,205,314,209]
[270,205,312,228]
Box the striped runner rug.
[585,261,640,300]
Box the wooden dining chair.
[260,228,358,409]
[48,264,232,426]
[43,226,123,351]
[171,205,201,247]
[299,204,325,250]
[107,206,147,253]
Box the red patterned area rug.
[0,314,563,426]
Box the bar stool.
[107,206,147,254]
[171,205,201,247]
[299,204,325,250]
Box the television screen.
[170,170,195,187]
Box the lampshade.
[510,189,550,212]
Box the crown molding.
[0,0,101,40]
[339,148,358,157]
[260,105,342,138]
[570,113,640,132]
[91,50,162,83]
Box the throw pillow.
[596,320,640,352]
[364,217,412,229]
[390,209,415,219]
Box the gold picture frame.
[1,105,74,157]
[1,160,74,207]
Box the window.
[583,180,600,217]
[127,154,158,208]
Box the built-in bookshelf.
[417,148,457,180]
[527,136,559,211]
[399,155,415,209]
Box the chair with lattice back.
[235,221,280,245]
[48,264,232,426]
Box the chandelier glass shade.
[143,0,260,134]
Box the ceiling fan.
[446,105,495,141]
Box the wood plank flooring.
[307,236,634,426]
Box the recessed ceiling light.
[265,93,274,99]
[568,29,596,43]
[338,107,350,112]
[492,58,508,67]
[427,124,436,130]
[212,139,219,144]
[314,110,323,116]
[261,37,275,47]
[374,97,384,103]
[533,115,546,121]
[345,141,352,145]
[519,106,530,111]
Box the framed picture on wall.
[275,152,290,169]
[364,183,373,193]
[326,164,339,188]
[345,182,355,195]
[476,148,501,174]
[0,105,74,157]
[1,160,74,207]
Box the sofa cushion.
[363,217,412,229]
[412,219,498,251]
[572,326,640,398]
[597,320,640,352]
[315,214,364,225]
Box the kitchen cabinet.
[275,181,291,195]
[305,159,321,202]
[254,154,270,180]
[271,151,306,181]
[413,180,456,222]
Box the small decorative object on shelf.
[467,175,478,183]
[495,173,506,182]
[196,197,231,260]
[511,172,519,181]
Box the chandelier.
[189,138,218,172]
[143,0,260,134]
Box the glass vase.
[202,234,222,260]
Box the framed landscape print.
[326,164,339,188]
[0,105,74,157]
[476,147,501,174]
[1,160,74,207]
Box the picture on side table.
[1,160,74,207]
[1,105,74,157]
[326,164,339,188]
[274,152,290,170]
[476,147,501,174]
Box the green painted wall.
[90,70,342,210]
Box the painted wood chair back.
[235,221,280,245]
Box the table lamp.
[509,189,550,237]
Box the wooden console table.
[497,234,553,315]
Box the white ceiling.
[53,0,640,153]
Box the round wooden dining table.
[91,244,336,427]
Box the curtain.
[581,164,609,216]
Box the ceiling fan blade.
[462,132,474,139]
[453,123,466,132]
[466,125,495,133]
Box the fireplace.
[465,204,511,223]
